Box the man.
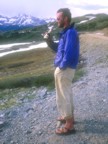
[44,8,79,135]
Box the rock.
[26,130,32,134]
[5,110,17,119]
[0,121,10,131]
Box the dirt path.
[0,33,108,144]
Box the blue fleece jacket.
[47,24,79,69]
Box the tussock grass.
[0,74,54,89]
[0,98,16,109]
[0,47,85,89]
[73,68,86,82]
[0,48,55,89]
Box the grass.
[73,68,86,82]
[0,98,16,109]
[0,74,54,89]
[0,48,54,89]
[0,87,37,109]
[0,47,86,90]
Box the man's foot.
[57,117,74,124]
[57,117,66,123]
[55,126,76,135]
[56,118,75,135]
[65,118,74,128]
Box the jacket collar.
[60,22,75,36]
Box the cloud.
[65,0,108,17]
[0,0,67,18]
[74,4,108,10]
[66,0,108,10]
[66,0,108,6]
[0,0,108,18]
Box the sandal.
[55,126,76,135]
[57,117,66,123]
[56,117,66,128]
[57,117,75,124]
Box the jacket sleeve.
[45,38,58,53]
[59,30,79,69]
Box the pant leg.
[54,67,75,119]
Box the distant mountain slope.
[74,13,108,31]
[0,14,55,31]
[0,13,108,43]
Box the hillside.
[0,13,108,43]
[0,24,48,44]
[75,13,108,31]
[0,32,108,143]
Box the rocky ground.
[0,33,108,144]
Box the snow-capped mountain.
[44,18,55,23]
[0,14,48,31]
[0,15,9,24]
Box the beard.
[58,22,64,28]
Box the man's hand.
[42,32,53,42]
[43,32,50,39]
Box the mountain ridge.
[0,13,108,44]
[0,14,55,31]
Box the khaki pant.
[54,67,75,119]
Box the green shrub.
[0,74,54,89]
[73,68,86,82]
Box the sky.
[0,0,108,18]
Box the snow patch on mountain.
[0,14,50,31]
[78,16,96,24]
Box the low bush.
[0,74,54,89]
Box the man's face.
[56,12,65,28]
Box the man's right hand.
[43,32,50,39]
